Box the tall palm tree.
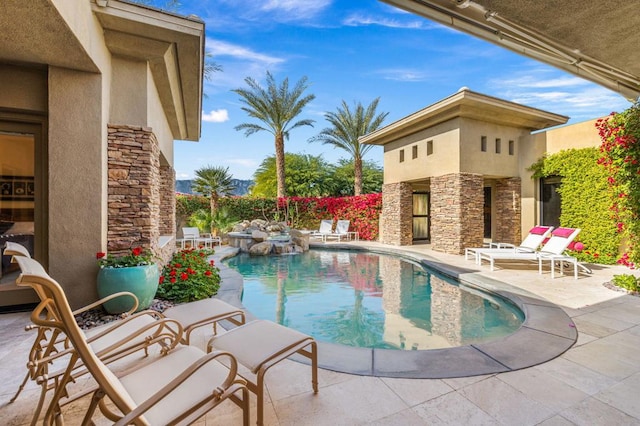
[191,165,236,218]
[233,71,316,198]
[310,98,388,195]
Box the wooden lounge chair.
[464,225,554,264]
[14,256,250,425]
[479,227,581,272]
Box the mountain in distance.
[176,179,253,196]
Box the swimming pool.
[225,249,524,351]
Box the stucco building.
[361,88,602,254]
[0,0,204,308]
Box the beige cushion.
[164,298,241,329]
[210,320,310,373]
[84,315,158,354]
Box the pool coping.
[211,243,577,379]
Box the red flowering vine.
[596,102,640,266]
[156,248,221,302]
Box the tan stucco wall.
[110,56,148,127]
[147,67,175,165]
[545,118,602,154]
[47,67,107,309]
[0,65,48,112]
[458,118,528,177]
[383,119,461,184]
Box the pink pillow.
[530,226,550,235]
[552,227,575,238]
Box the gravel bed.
[75,298,176,330]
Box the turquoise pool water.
[225,250,524,350]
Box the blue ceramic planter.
[97,264,159,314]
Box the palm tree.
[191,166,236,221]
[233,71,316,198]
[310,98,388,195]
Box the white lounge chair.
[179,226,221,249]
[479,227,581,272]
[311,219,334,241]
[324,219,353,242]
[465,225,554,264]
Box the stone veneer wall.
[159,164,176,237]
[107,125,164,263]
[380,182,413,245]
[430,173,484,254]
[494,178,522,245]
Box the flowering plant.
[96,247,155,268]
[156,248,221,302]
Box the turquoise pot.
[97,264,159,314]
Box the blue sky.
[165,0,631,180]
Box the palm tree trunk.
[210,193,218,233]
[275,133,286,198]
[354,156,363,196]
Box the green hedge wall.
[530,148,621,264]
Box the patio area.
[2,242,640,425]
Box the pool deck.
[3,241,640,424]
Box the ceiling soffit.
[380,0,640,101]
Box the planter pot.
[97,264,159,314]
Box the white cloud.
[260,0,332,20]
[375,68,429,82]
[342,14,433,29]
[202,109,229,123]
[206,39,284,66]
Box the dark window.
[481,136,487,152]
[399,149,404,163]
[509,140,515,155]
[541,176,562,228]
[427,140,433,156]
[495,138,501,154]
[412,145,418,159]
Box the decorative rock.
[290,229,310,251]
[249,241,273,256]
[250,219,268,228]
[251,230,269,242]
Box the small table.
[346,231,359,241]
[538,254,579,279]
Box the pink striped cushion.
[529,226,550,235]
[552,227,575,238]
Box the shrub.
[612,274,640,292]
[529,148,620,264]
[156,248,221,302]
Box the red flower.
[204,270,212,276]
[180,272,189,281]
[159,276,165,284]
[132,247,143,256]
[96,252,106,259]
[210,260,215,266]
[169,269,177,276]
[170,277,176,284]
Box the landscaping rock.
[249,241,272,256]
[251,230,269,242]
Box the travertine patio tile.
[559,397,638,426]
[537,415,578,426]
[497,367,588,412]
[571,311,636,332]
[441,374,494,390]
[412,391,495,425]
[593,302,640,324]
[458,376,555,425]
[368,408,430,425]
[562,332,640,380]
[573,330,598,346]
[594,371,640,420]
[272,375,408,425]
[572,316,620,338]
[380,377,453,407]
[534,357,618,395]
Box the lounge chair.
[178,227,221,249]
[324,219,353,242]
[311,219,334,241]
[479,227,581,272]
[465,225,554,264]
[4,242,245,423]
[14,256,250,425]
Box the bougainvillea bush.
[177,193,383,241]
[596,102,640,267]
[156,248,221,302]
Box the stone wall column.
[107,124,160,259]
[159,164,176,237]
[494,178,522,244]
[431,173,484,254]
[380,182,413,245]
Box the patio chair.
[5,242,245,423]
[464,225,554,264]
[479,227,582,272]
[14,256,250,425]
[323,219,353,242]
[179,227,221,249]
[310,219,334,240]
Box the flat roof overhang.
[380,0,640,101]
[360,88,568,146]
